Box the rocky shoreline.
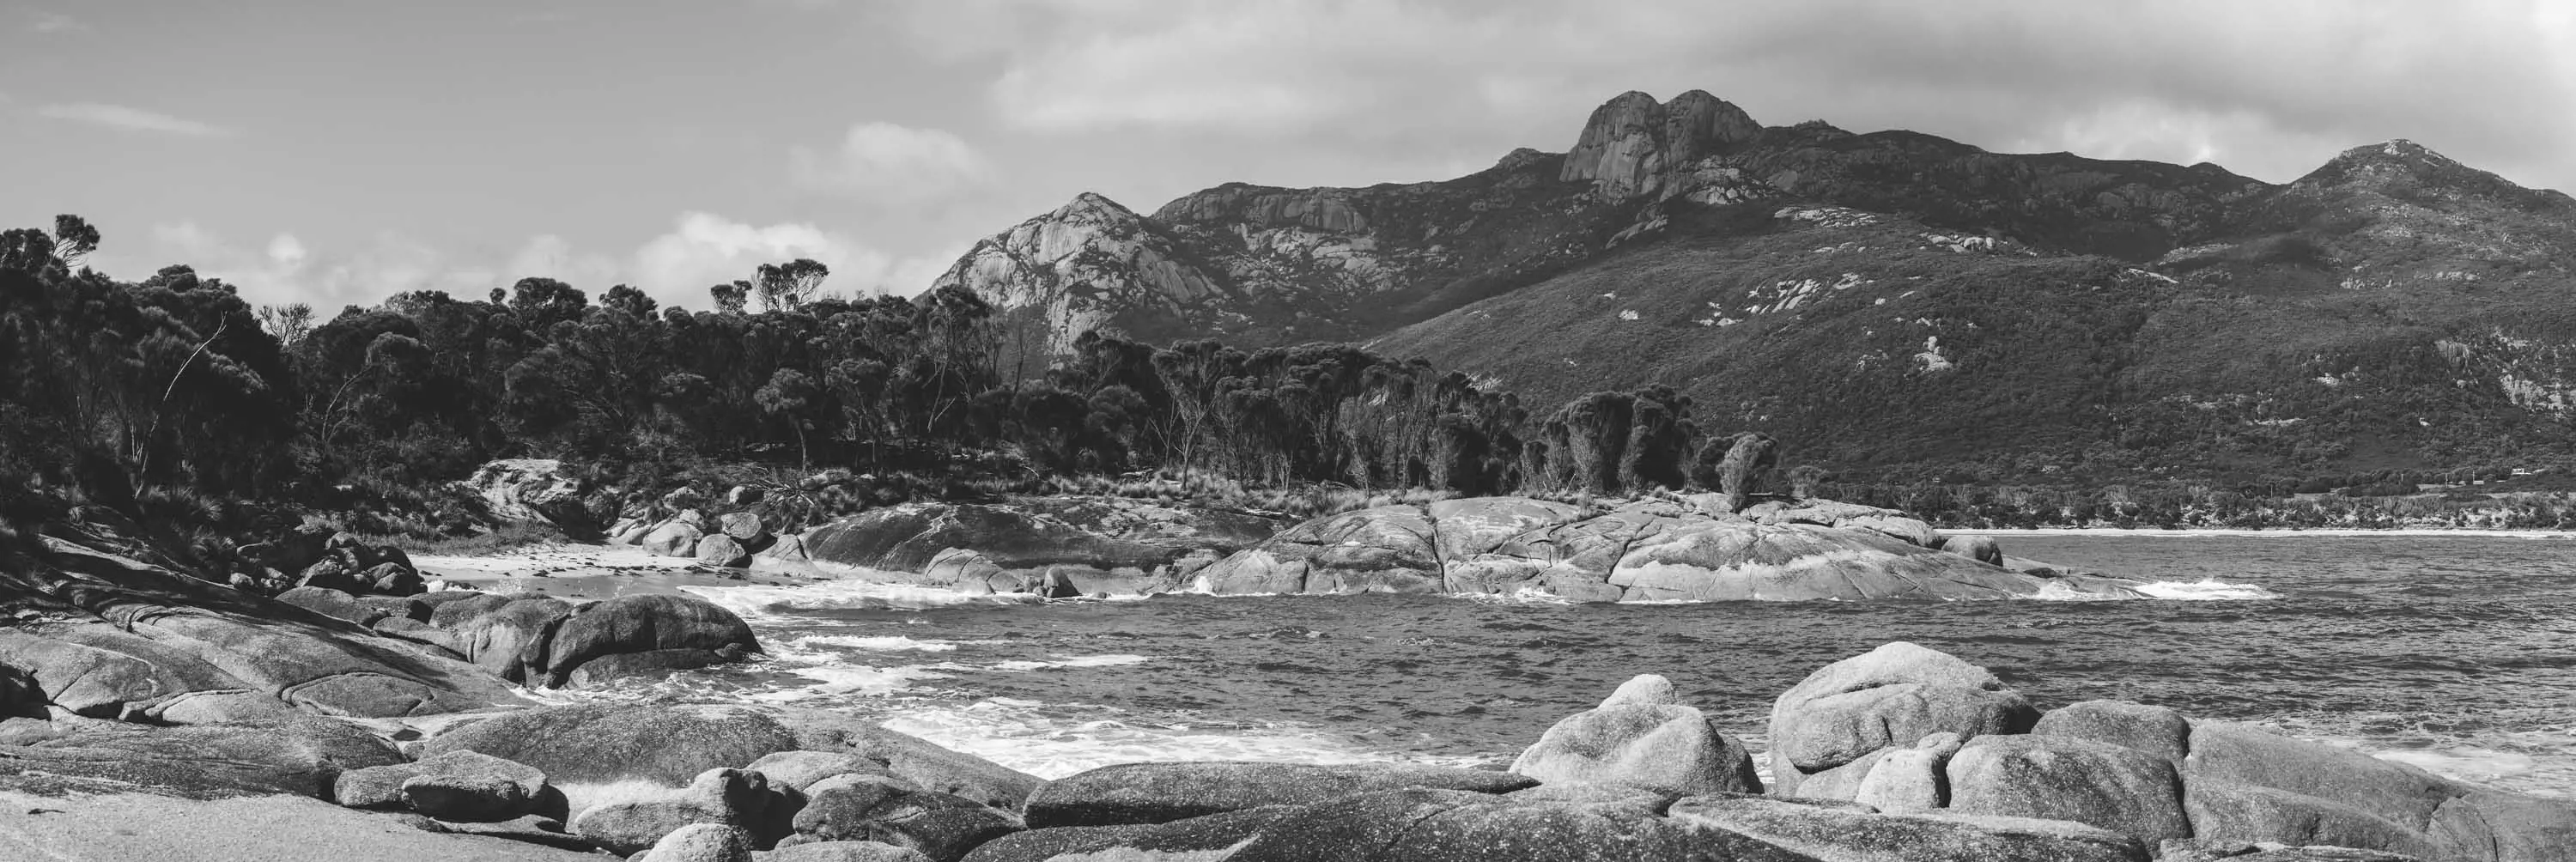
[4,468,2567,860]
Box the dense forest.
[9,216,2574,543]
[0,217,1755,536]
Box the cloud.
[629,211,950,307]
[950,0,2576,191]
[789,122,995,203]
[90,222,490,311]
[25,9,85,33]
[39,103,234,137]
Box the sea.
[561,533,2576,797]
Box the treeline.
[1,217,1776,534]
[1826,481,2576,530]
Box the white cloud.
[789,122,995,203]
[630,212,951,307]
[95,222,488,311]
[945,0,2576,191]
[39,103,234,137]
[26,9,86,33]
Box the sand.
[0,791,602,862]
[410,542,832,601]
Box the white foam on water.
[681,580,1042,621]
[793,634,962,653]
[874,698,1494,780]
[751,663,957,701]
[981,654,1155,671]
[2132,579,2281,600]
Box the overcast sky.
[6,0,2571,313]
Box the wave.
[2131,579,2281,600]
[874,698,1498,780]
[681,580,1043,620]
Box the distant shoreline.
[1950,526,2576,538]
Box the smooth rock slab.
[770,841,937,862]
[1021,762,1535,829]
[417,703,799,787]
[1667,794,2151,862]
[960,806,1303,862]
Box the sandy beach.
[409,543,825,601]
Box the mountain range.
[932,90,2576,483]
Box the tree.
[507,277,588,331]
[755,367,820,470]
[710,281,750,315]
[258,303,315,347]
[754,258,829,313]
[602,283,658,319]
[52,215,99,268]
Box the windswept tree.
[754,258,829,313]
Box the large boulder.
[646,518,709,558]
[0,533,526,721]
[461,458,600,537]
[769,707,1045,810]
[571,767,781,855]
[1020,762,1535,829]
[441,594,575,683]
[400,749,555,823]
[789,774,1024,862]
[719,512,768,542]
[276,586,391,626]
[1508,673,1763,795]
[1944,735,2191,844]
[746,750,900,792]
[1767,642,2040,796]
[696,534,752,568]
[538,594,759,688]
[2031,700,2193,762]
[775,842,935,862]
[639,823,755,862]
[416,704,801,787]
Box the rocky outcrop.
[1751,643,2576,862]
[1192,495,2146,602]
[800,500,1276,596]
[929,192,1232,354]
[460,458,599,537]
[1559,89,1763,200]
[0,530,525,723]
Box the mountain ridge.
[936,89,2576,482]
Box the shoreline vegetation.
[15,214,2575,570]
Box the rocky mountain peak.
[1559,89,1763,200]
[2290,139,2567,209]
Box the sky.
[5,0,2572,313]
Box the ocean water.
[568,533,2576,796]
